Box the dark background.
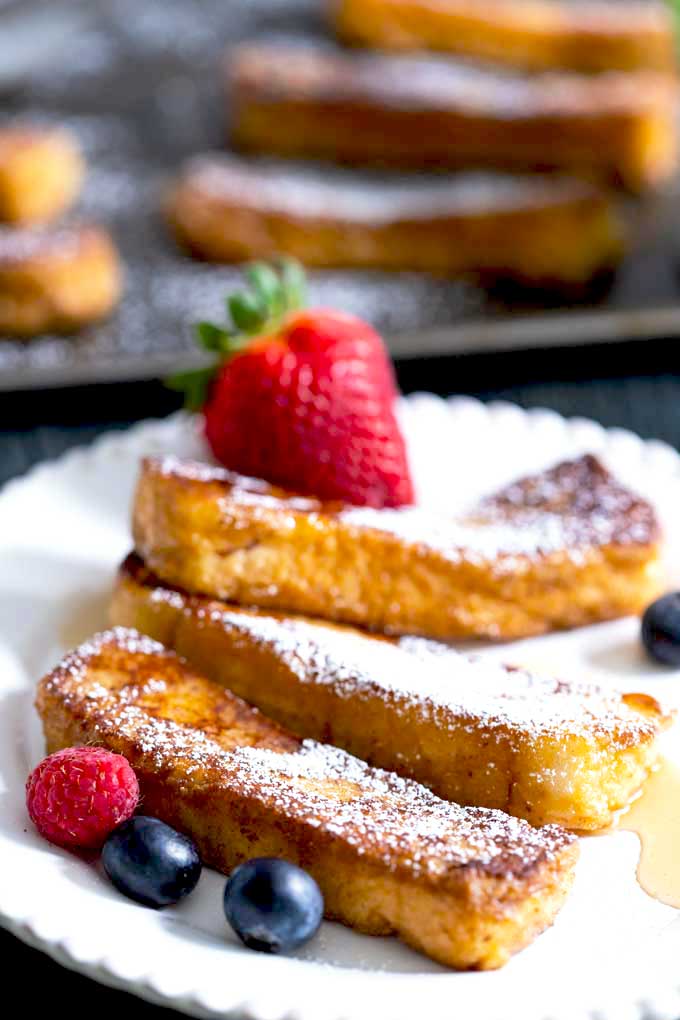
[3,340,680,1013]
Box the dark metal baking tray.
[1,0,679,391]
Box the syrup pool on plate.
[618,756,680,909]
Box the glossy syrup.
[619,758,680,909]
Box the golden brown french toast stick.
[332,0,677,73]
[165,155,624,287]
[36,629,578,970]
[0,123,84,225]
[0,224,122,336]
[229,42,678,190]
[112,555,672,831]
[131,454,663,642]
[112,555,673,831]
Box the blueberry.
[102,816,202,908]
[223,858,323,953]
[642,593,680,666]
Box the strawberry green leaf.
[247,262,286,317]
[196,321,231,352]
[228,291,267,334]
[279,257,307,312]
[667,1,680,54]
[166,258,308,410]
[166,365,216,411]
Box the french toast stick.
[0,123,84,225]
[36,628,578,970]
[0,224,122,336]
[131,454,663,642]
[165,155,624,286]
[332,0,677,74]
[228,42,679,191]
[112,554,673,831]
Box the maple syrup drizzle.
[618,758,680,909]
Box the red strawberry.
[170,260,413,508]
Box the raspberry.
[26,746,139,849]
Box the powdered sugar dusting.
[182,153,599,224]
[190,602,662,747]
[0,224,92,265]
[62,625,168,663]
[150,454,315,502]
[148,453,659,566]
[151,454,260,487]
[231,40,672,117]
[0,122,75,156]
[342,455,658,559]
[340,505,579,563]
[40,628,576,877]
[228,740,574,875]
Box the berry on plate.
[26,746,139,849]
[102,816,202,908]
[223,857,324,954]
[642,593,680,666]
[168,259,414,508]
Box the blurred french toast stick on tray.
[164,154,624,286]
[0,122,84,226]
[37,628,579,970]
[332,0,677,74]
[0,224,122,337]
[112,553,673,831]
[131,454,663,642]
[228,42,679,191]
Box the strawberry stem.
[167,258,307,410]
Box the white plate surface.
[2,395,680,1020]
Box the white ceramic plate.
[2,395,680,1020]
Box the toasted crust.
[112,554,673,831]
[229,43,679,190]
[36,628,578,969]
[165,154,624,286]
[0,124,84,225]
[333,0,677,73]
[131,454,664,642]
[0,224,122,336]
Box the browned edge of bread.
[130,454,664,642]
[36,628,579,969]
[332,0,677,74]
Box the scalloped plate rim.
[1,394,680,1020]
